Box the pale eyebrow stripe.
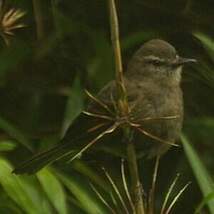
[143,55,164,61]
[134,55,168,63]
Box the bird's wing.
[13,79,162,174]
[13,82,117,174]
[13,111,114,174]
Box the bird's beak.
[173,57,197,66]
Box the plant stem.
[32,0,45,40]
[108,0,129,115]
[108,1,145,213]
[126,131,145,214]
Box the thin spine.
[103,167,130,214]
[121,159,136,213]
[160,174,180,214]
[165,182,191,214]
[90,183,117,214]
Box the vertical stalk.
[126,131,145,214]
[32,0,45,40]
[108,0,145,213]
[108,0,129,116]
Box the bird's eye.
[151,59,162,66]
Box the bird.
[13,39,196,174]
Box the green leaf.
[0,117,32,150]
[87,33,114,90]
[71,160,108,191]
[0,158,51,214]
[57,172,107,214]
[194,32,214,61]
[37,168,67,214]
[195,191,214,213]
[192,33,214,87]
[0,42,31,77]
[61,76,84,137]
[181,135,214,213]
[0,140,16,151]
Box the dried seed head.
[0,4,26,45]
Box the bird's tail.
[12,142,74,174]
[12,113,102,174]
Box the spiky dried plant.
[68,89,179,163]
[63,87,186,213]
[0,1,26,45]
[90,160,190,214]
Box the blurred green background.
[0,0,213,213]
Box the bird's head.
[127,39,196,85]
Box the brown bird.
[13,39,196,174]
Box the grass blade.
[37,168,67,214]
[61,76,84,137]
[0,158,51,214]
[0,140,16,151]
[57,172,106,214]
[0,117,32,150]
[181,134,214,213]
[195,191,214,213]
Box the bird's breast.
[128,82,183,141]
[130,81,183,118]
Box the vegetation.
[0,0,213,213]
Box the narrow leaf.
[181,134,214,213]
[0,158,51,214]
[37,168,67,214]
[0,140,16,151]
[57,172,106,214]
[195,192,214,213]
